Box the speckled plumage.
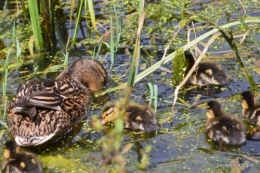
[205,101,246,146]
[185,51,230,86]
[241,91,260,126]
[2,141,43,173]
[101,102,159,132]
[7,58,107,146]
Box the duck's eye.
[104,107,114,117]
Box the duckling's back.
[126,105,159,132]
[206,115,246,145]
[185,51,230,86]
[197,62,230,85]
[3,153,43,173]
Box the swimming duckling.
[185,51,230,86]
[241,91,260,126]
[7,58,108,146]
[101,102,159,132]
[205,100,246,148]
[2,141,43,173]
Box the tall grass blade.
[127,0,145,87]
[113,2,122,50]
[110,17,115,68]
[86,0,97,31]
[146,83,158,111]
[147,83,154,105]
[71,0,84,47]
[2,48,11,119]
[28,0,44,50]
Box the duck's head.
[184,51,196,68]
[241,91,256,109]
[206,100,223,119]
[4,141,19,159]
[101,102,119,125]
[56,58,108,92]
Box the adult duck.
[7,58,108,146]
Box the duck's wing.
[12,92,63,111]
[8,78,89,118]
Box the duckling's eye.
[104,108,114,117]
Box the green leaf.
[172,49,187,86]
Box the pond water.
[1,0,260,172]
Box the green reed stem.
[127,0,145,87]
[28,0,44,50]
[113,2,122,50]
[110,17,115,68]
[86,0,97,31]
[71,0,84,47]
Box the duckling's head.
[206,101,223,119]
[101,102,124,125]
[56,58,108,92]
[241,91,256,109]
[4,141,19,159]
[184,51,196,68]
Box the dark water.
[1,0,260,172]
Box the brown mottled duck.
[7,58,107,146]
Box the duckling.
[205,100,246,148]
[241,90,260,126]
[101,102,159,132]
[185,51,230,86]
[7,58,108,146]
[2,141,43,173]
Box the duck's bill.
[101,119,107,125]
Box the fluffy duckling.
[241,91,260,126]
[7,58,107,146]
[205,100,246,148]
[185,51,230,86]
[2,141,43,173]
[101,102,159,132]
